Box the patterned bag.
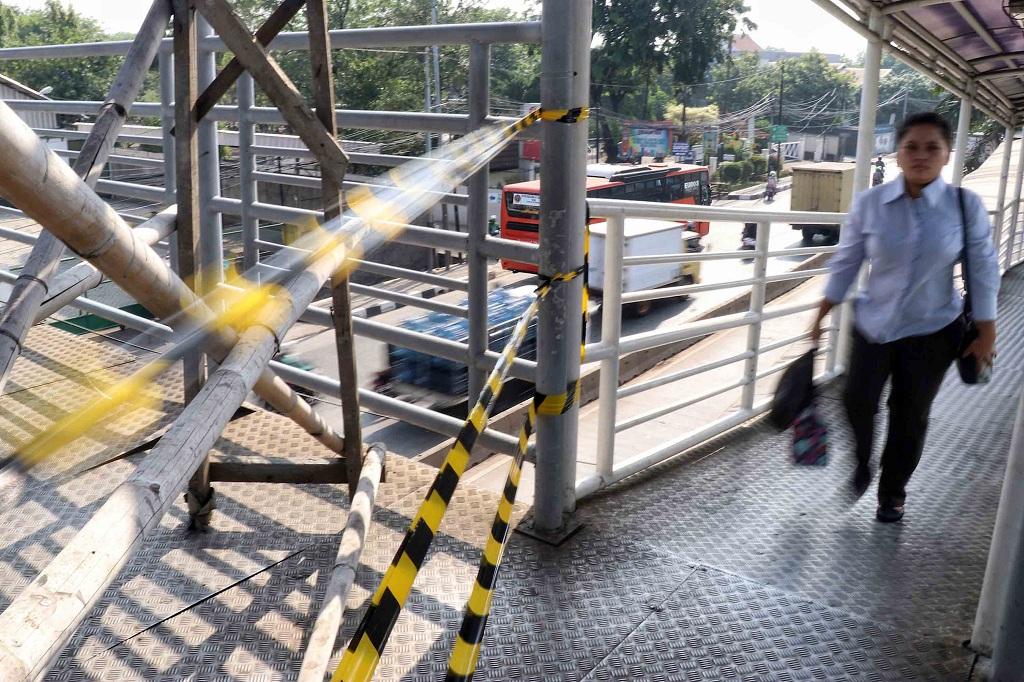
[792,402,828,466]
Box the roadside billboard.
[627,126,670,157]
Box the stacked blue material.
[388,288,538,396]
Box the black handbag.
[956,188,991,385]
[769,349,816,430]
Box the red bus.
[500,162,712,272]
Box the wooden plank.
[173,0,212,528]
[307,0,363,495]
[207,459,348,483]
[195,0,350,187]
[191,0,305,125]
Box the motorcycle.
[872,166,885,187]
[765,179,777,202]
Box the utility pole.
[776,63,784,174]
[902,89,909,126]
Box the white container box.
[589,218,688,293]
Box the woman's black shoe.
[876,505,905,523]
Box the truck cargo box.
[589,218,700,293]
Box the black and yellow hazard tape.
[539,107,589,124]
[444,208,590,680]
[334,294,542,682]
[444,398,536,682]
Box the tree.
[877,62,942,128]
[0,1,123,101]
[708,51,857,131]
[592,0,750,116]
[591,0,750,160]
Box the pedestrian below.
[809,111,1000,523]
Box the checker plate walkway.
[1,268,1021,680]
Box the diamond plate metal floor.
[3,269,1021,680]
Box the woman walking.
[810,112,1000,522]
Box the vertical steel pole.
[238,72,258,273]
[740,221,769,410]
[594,211,624,485]
[975,390,1024,657]
[1005,126,1024,271]
[853,9,883,194]
[159,48,177,208]
[952,90,973,186]
[533,0,591,532]
[197,14,224,293]
[158,48,179,275]
[994,125,1014,265]
[466,42,490,405]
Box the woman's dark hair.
[897,112,952,144]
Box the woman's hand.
[963,320,997,367]
[810,299,835,347]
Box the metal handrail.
[585,210,843,496]
[0,22,542,59]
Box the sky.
[2,0,870,59]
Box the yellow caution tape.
[444,398,535,682]
[539,107,590,123]
[333,294,542,682]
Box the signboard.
[511,192,540,213]
[627,126,671,158]
[672,142,688,155]
[723,153,736,162]
[520,139,541,161]
[771,125,788,143]
[702,129,719,153]
[691,144,703,162]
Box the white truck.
[588,218,703,316]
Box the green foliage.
[719,161,741,183]
[877,62,942,128]
[738,159,753,181]
[749,154,767,176]
[591,0,751,117]
[709,51,856,129]
[0,0,123,100]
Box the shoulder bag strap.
[957,187,973,317]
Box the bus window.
[667,175,686,201]
[698,171,711,205]
[609,185,628,199]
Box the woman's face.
[896,124,950,188]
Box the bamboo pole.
[297,444,383,682]
[0,0,172,396]
[0,98,345,455]
[0,198,358,681]
[33,207,178,323]
[307,0,364,496]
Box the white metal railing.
[578,199,847,498]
